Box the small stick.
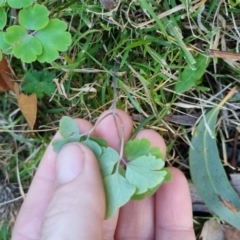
[112,59,118,115]
[206,49,240,60]
[111,59,124,154]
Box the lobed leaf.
[7,0,34,8]
[21,70,56,98]
[124,138,151,160]
[4,25,27,44]
[35,19,72,63]
[52,135,81,153]
[90,137,108,147]
[150,146,164,159]
[81,139,102,159]
[13,35,42,63]
[104,172,136,218]
[126,154,166,194]
[98,147,119,177]
[0,8,7,30]
[59,116,80,139]
[0,32,12,54]
[19,4,49,30]
[190,107,240,229]
[131,183,161,200]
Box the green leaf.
[7,0,33,8]
[125,138,164,160]
[35,19,72,63]
[0,8,7,30]
[104,172,136,218]
[125,138,151,160]
[162,168,172,182]
[52,135,81,152]
[190,107,240,229]
[19,4,49,30]
[81,139,102,159]
[167,23,197,69]
[59,116,79,139]
[229,0,240,6]
[150,146,164,159]
[21,70,56,98]
[13,35,42,62]
[0,32,12,54]
[175,54,209,93]
[89,137,108,148]
[131,183,161,200]
[126,154,166,194]
[98,147,119,177]
[0,0,4,5]
[4,25,27,44]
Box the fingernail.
[56,143,85,186]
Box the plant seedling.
[52,115,171,218]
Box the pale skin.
[12,109,196,240]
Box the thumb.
[40,143,106,240]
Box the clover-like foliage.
[0,3,72,63]
[0,8,7,30]
[7,0,34,9]
[21,70,56,98]
[53,116,172,218]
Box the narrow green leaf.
[190,107,240,229]
[167,24,196,69]
[126,154,166,194]
[98,147,119,177]
[104,172,136,218]
[59,116,79,139]
[139,0,167,37]
[175,54,209,93]
[0,8,7,30]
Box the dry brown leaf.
[224,224,240,240]
[164,113,201,126]
[17,92,37,130]
[200,219,226,240]
[0,55,14,91]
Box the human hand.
[12,109,196,240]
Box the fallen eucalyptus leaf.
[190,107,240,229]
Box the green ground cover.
[1,0,240,238]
